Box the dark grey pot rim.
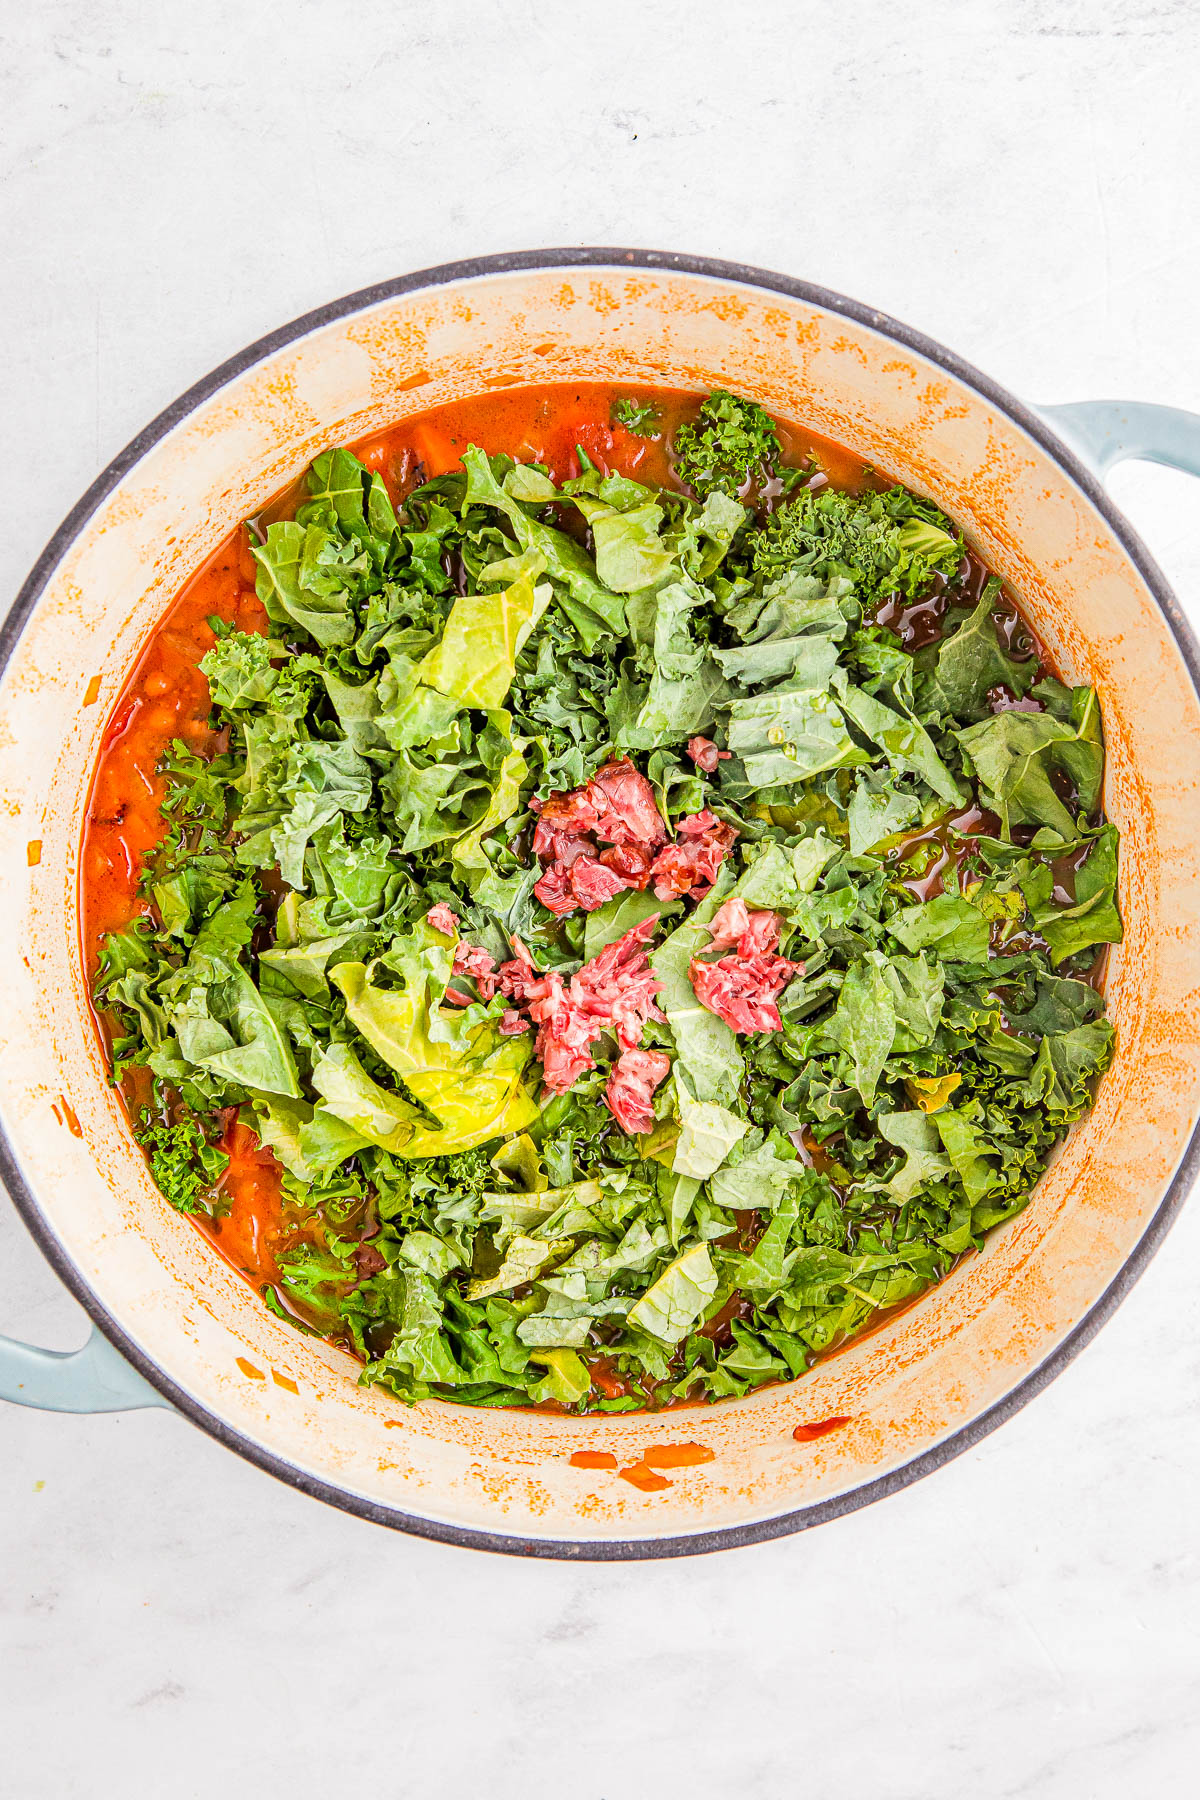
[3,247,1198,1561]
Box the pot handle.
[1037,400,1200,480]
[0,1323,170,1412]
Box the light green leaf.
[466,1234,556,1300]
[833,671,964,805]
[847,772,923,855]
[709,1132,803,1212]
[331,928,540,1156]
[571,494,676,593]
[419,566,550,709]
[1018,823,1122,965]
[200,631,277,709]
[888,892,990,962]
[517,1315,593,1348]
[921,585,1036,722]
[671,1083,749,1178]
[310,1040,418,1152]
[822,952,896,1106]
[259,931,361,1002]
[957,688,1103,839]
[733,834,839,910]
[727,684,869,787]
[450,736,529,892]
[463,445,626,647]
[583,890,679,961]
[527,1348,592,1404]
[252,521,359,646]
[627,1242,719,1345]
[877,1110,952,1201]
[176,958,302,1098]
[934,1106,1003,1206]
[735,1189,802,1297]
[249,1094,316,1181]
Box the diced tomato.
[406,420,465,478]
[619,1463,672,1492]
[793,1417,852,1443]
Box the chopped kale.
[93,391,1121,1413]
[672,389,782,498]
[135,1112,229,1216]
[611,395,661,437]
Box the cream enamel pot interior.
[4,250,1200,1559]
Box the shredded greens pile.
[95,389,1121,1411]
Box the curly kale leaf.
[135,1112,229,1216]
[611,396,661,437]
[673,389,781,499]
[749,483,961,602]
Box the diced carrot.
[407,420,465,477]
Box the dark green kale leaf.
[749,483,961,603]
[957,686,1104,839]
[611,396,661,437]
[919,581,1038,722]
[1018,823,1122,963]
[673,389,781,499]
[135,1112,229,1216]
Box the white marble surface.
[3,3,1200,1794]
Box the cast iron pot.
[4,250,1200,1558]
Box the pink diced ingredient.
[605,1046,671,1136]
[686,735,731,774]
[688,950,803,1035]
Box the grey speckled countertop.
[3,4,1199,1795]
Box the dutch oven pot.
[3,251,1200,1559]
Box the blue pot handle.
[0,1323,170,1413]
[1037,400,1200,480]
